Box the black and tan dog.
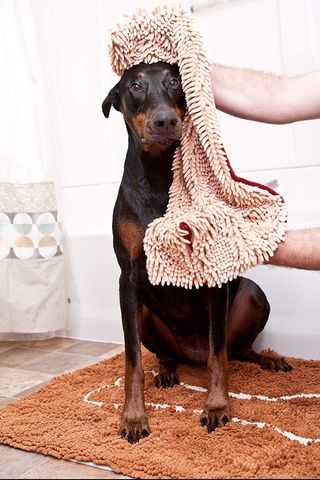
[102,61,292,444]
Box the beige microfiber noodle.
[110,3,287,288]
[0,349,320,478]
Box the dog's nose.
[153,111,178,128]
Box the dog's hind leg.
[233,348,292,372]
[227,279,292,372]
[141,306,180,388]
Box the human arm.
[211,63,320,124]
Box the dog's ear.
[102,82,120,118]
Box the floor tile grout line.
[52,338,124,352]
[0,338,83,353]
[17,456,51,479]
[19,343,83,353]
[8,349,113,370]
[21,346,122,363]
[0,340,123,357]
[0,347,55,353]
[0,347,17,354]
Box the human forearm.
[286,71,320,123]
[266,228,320,270]
[211,63,320,124]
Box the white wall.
[31,0,319,357]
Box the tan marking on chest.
[142,143,169,156]
[118,222,145,261]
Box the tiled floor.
[0,337,128,479]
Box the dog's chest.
[127,178,170,228]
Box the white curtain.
[0,0,66,339]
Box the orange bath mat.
[0,348,319,478]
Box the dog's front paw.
[119,413,150,444]
[200,406,230,434]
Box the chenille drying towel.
[109,3,287,289]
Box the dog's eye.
[130,83,143,93]
[169,78,180,89]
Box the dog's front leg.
[201,284,231,433]
[119,269,150,443]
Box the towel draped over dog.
[109,3,287,288]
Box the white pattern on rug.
[83,371,320,446]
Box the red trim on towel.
[180,222,193,251]
[223,149,285,203]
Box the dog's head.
[102,62,186,152]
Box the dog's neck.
[124,130,179,193]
